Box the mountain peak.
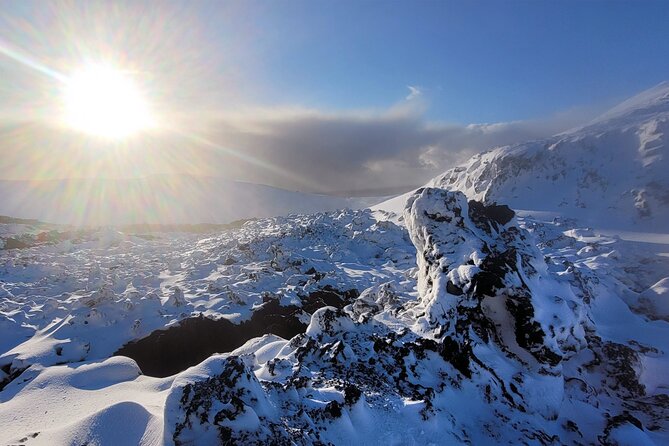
[377,82,669,229]
[586,80,669,127]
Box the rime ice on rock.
[166,286,186,307]
[404,187,586,417]
[165,355,286,445]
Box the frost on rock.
[404,187,586,418]
[165,355,287,445]
[166,286,186,307]
[84,283,116,307]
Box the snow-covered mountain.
[1,83,669,445]
[378,82,669,230]
[0,175,380,226]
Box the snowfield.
[1,201,668,445]
[1,84,669,445]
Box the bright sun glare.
[63,65,154,139]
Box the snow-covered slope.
[0,175,380,225]
[2,190,668,444]
[377,82,669,230]
[2,83,669,445]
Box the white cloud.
[406,85,423,101]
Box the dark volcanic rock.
[166,355,295,445]
[115,299,305,377]
[302,286,359,314]
[468,200,515,231]
[115,288,358,377]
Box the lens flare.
[63,64,154,138]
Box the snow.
[2,83,669,444]
[2,199,667,444]
[375,82,669,232]
[0,357,170,445]
[607,424,655,446]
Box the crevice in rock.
[0,363,28,392]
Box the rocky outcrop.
[404,187,586,417]
[165,355,289,445]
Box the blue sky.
[191,0,669,122]
[0,0,668,192]
[2,0,668,123]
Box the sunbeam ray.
[0,37,67,82]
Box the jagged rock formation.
[165,355,288,445]
[404,188,586,418]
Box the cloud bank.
[0,98,598,195]
[186,100,596,194]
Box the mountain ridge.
[376,81,669,231]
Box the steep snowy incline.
[0,175,380,226]
[376,82,669,230]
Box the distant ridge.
[0,176,381,226]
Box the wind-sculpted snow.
[1,198,669,444]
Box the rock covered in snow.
[166,286,186,307]
[165,355,285,445]
[634,277,669,321]
[84,283,116,307]
[404,187,586,417]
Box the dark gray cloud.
[191,102,598,194]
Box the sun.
[63,64,154,138]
